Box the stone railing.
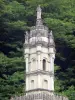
[10,92,68,100]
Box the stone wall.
[10,92,68,100]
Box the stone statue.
[37,5,42,19]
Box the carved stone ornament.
[37,37,42,41]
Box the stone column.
[25,54,29,73]
[46,59,49,71]
[37,52,41,70]
[25,54,29,91]
[38,74,41,88]
[50,54,55,73]
[52,54,55,74]
[26,77,28,91]
[52,76,54,91]
[52,57,54,74]
[40,54,42,70]
[50,54,55,91]
[50,55,53,72]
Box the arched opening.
[31,58,36,71]
[43,59,46,71]
[31,80,34,89]
[43,80,48,89]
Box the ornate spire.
[36,5,43,26]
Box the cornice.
[26,70,54,76]
[24,41,55,49]
[26,88,54,93]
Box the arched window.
[31,58,36,71]
[43,80,48,89]
[31,80,34,89]
[43,59,46,70]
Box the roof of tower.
[30,5,49,35]
[24,6,55,50]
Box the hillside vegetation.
[0,0,75,100]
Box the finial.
[37,5,42,19]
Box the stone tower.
[10,6,68,100]
[25,5,55,94]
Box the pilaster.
[37,51,41,70]
[25,54,29,73]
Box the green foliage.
[0,53,25,100]
[62,86,75,100]
[0,0,75,100]
[7,20,26,30]
[4,1,26,20]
